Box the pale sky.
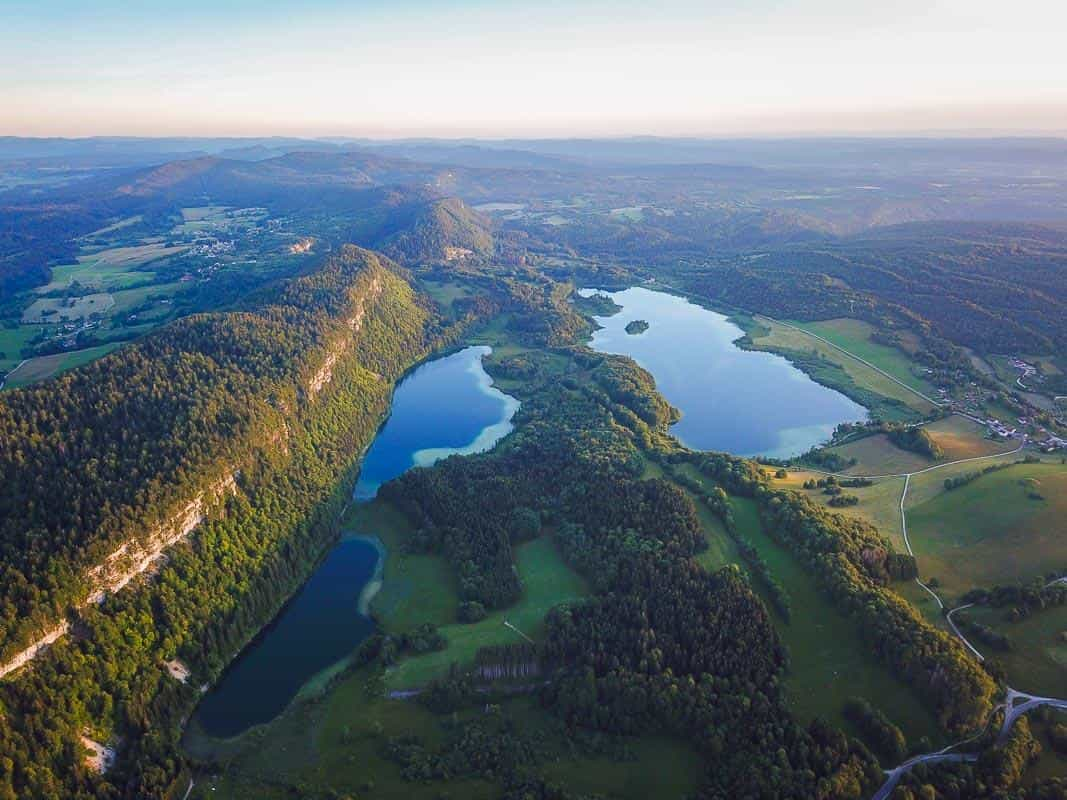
[2,0,1065,137]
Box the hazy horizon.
[3,0,1065,138]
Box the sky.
[2,0,1065,138]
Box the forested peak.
[115,156,226,196]
[382,195,493,263]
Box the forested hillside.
[0,245,481,798]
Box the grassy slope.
[795,318,936,396]
[729,497,943,751]
[966,605,1067,699]
[907,461,1067,599]
[749,317,935,416]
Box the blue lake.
[354,345,520,500]
[581,287,867,458]
[193,345,518,738]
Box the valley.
[0,136,1064,800]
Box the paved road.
[998,690,1067,745]
[872,753,976,800]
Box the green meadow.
[794,317,937,396]
[729,496,943,751]
[906,461,1067,600]
[383,533,590,689]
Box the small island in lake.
[625,319,650,335]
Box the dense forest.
[0,246,488,798]
[381,344,885,798]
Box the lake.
[354,345,520,500]
[193,345,518,738]
[581,287,867,458]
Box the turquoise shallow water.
[353,345,519,500]
[193,345,518,738]
[581,287,867,458]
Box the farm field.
[3,344,120,389]
[923,415,1017,461]
[963,604,1067,698]
[749,316,936,416]
[21,293,115,323]
[793,318,937,396]
[36,243,185,293]
[906,461,1067,601]
[729,497,943,751]
[383,534,590,690]
[826,433,931,475]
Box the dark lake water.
[581,287,867,458]
[193,538,379,738]
[193,345,518,738]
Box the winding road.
[861,442,1067,798]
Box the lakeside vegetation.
[1,134,1065,798]
[0,247,485,799]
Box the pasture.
[37,243,185,293]
[22,293,114,323]
[729,497,942,750]
[794,318,936,396]
[906,461,1067,600]
[383,534,590,689]
[750,317,936,415]
[964,604,1067,699]
[3,344,120,389]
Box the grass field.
[539,731,702,799]
[750,317,936,416]
[21,293,115,323]
[383,534,590,689]
[964,604,1067,698]
[36,243,185,293]
[794,318,937,396]
[3,344,120,389]
[907,461,1067,600]
[923,415,1017,461]
[827,433,931,475]
[729,497,943,751]
[181,205,231,222]
[344,499,457,632]
[418,278,475,312]
[766,467,908,549]
[0,326,43,373]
